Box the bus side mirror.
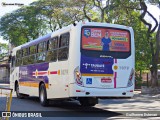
[73,22,77,26]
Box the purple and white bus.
[10,22,135,106]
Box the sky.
[146,4,160,29]
[0,0,38,44]
[0,0,160,44]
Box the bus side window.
[15,59,18,67]
[30,45,36,54]
[28,45,36,64]
[37,42,46,63]
[23,48,28,57]
[11,56,15,68]
[38,41,46,53]
[15,50,19,67]
[58,33,70,61]
[46,37,58,62]
[48,37,58,50]
[15,50,22,67]
[22,48,29,65]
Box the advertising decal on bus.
[19,63,49,88]
[82,28,130,52]
[80,55,114,75]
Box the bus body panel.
[67,23,134,98]
[10,22,135,101]
[69,84,134,97]
[47,61,70,99]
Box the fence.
[0,87,13,120]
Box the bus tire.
[39,83,49,106]
[16,83,24,99]
[79,97,98,107]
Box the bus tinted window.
[37,52,46,63]
[38,42,46,53]
[48,37,58,50]
[46,51,57,62]
[59,33,69,47]
[58,33,70,60]
[28,54,35,64]
[15,58,22,66]
[23,48,28,56]
[16,50,20,58]
[30,45,36,54]
[16,50,22,58]
[23,57,28,65]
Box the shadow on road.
[11,96,122,117]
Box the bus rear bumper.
[69,84,134,98]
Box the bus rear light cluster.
[127,68,134,87]
[74,66,83,86]
[130,90,133,92]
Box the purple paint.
[19,62,49,84]
[80,55,114,74]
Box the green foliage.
[0,0,149,71]
[0,5,48,46]
[0,43,8,59]
[0,0,158,80]
[0,43,8,52]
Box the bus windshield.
[81,27,130,52]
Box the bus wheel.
[79,97,98,107]
[16,83,24,99]
[39,84,49,106]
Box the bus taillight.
[74,66,83,86]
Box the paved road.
[0,90,160,120]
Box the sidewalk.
[0,84,12,97]
[0,83,10,88]
[134,90,160,99]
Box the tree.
[117,0,160,88]
[0,43,8,60]
[0,5,48,46]
[1,0,159,88]
[138,0,159,87]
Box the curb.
[134,93,160,99]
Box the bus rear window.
[81,27,130,52]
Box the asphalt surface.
[0,84,160,120]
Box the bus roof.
[80,22,132,30]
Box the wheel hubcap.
[17,86,19,96]
[40,89,44,102]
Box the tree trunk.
[151,69,158,87]
[139,1,159,88]
[140,70,142,80]
[151,20,160,87]
[150,46,159,87]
